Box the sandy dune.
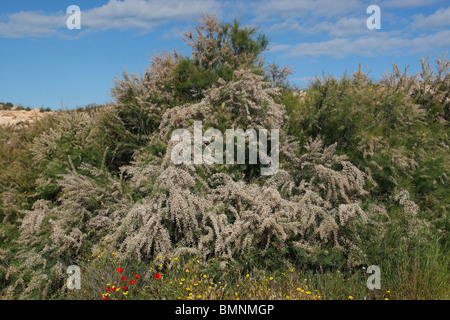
[0,109,51,127]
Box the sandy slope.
[0,109,50,127]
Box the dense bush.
[0,14,448,300]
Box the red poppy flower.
[129,280,136,285]
[121,276,127,281]
[154,273,161,279]
[122,286,128,291]
[116,267,123,273]
[106,287,111,292]
[134,274,139,279]
[102,297,108,300]
[111,287,116,291]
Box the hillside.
[0,109,54,127]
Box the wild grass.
[63,248,449,300]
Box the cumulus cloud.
[315,17,367,37]
[282,30,450,58]
[250,0,361,21]
[82,0,221,31]
[269,16,367,37]
[0,0,221,38]
[410,29,450,50]
[0,11,65,38]
[412,7,450,29]
[268,44,293,53]
[380,0,443,8]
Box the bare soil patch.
[0,109,52,127]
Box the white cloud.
[316,17,367,37]
[0,0,221,38]
[381,0,442,8]
[268,44,293,52]
[250,0,361,21]
[412,7,450,29]
[269,16,366,37]
[268,19,306,33]
[411,29,450,51]
[0,11,65,38]
[82,0,221,31]
[282,30,450,58]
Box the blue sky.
[0,0,449,109]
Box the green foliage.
[0,102,14,110]
[172,57,219,103]
[220,19,268,67]
[0,14,448,300]
[285,69,449,212]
